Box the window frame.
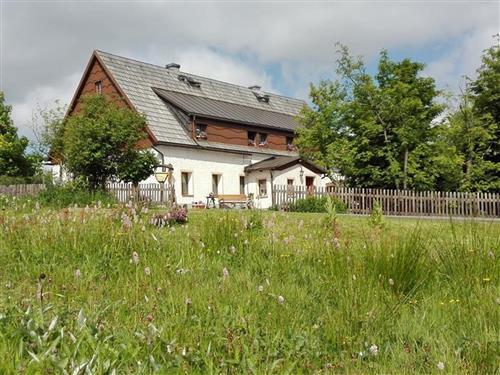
[181,171,193,197]
[258,132,268,146]
[248,131,256,146]
[211,173,222,196]
[95,81,102,94]
[239,175,245,195]
[258,179,267,197]
[195,123,208,140]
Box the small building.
[67,50,330,208]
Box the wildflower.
[483,277,491,282]
[333,237,340,250]
[182,347,187,356]
[230,245,236,254]
[75,269,81,278]
[257,285,264,292]
[244,239,249,245]
[277,295,285,304]
[167,344,173,354]
[144,267,151,276]
[176,268,188,275]
[146,314,153,322]
[131,251,140,265]
[200,242,205,249]
[488,251,494,258]
[222,267,229,280]
[121,213,132,229]
[185,297,192,306]
[352,274,357,281]
[437,361,445,371]
[389,278,394,286]
[369,344,378,356]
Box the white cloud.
[10,73,80,139]
[425,27,498,93]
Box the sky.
[1,0,499,140]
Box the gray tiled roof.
[153,88,299,131]
[96,50,305,154]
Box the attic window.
[195,123,208,140]
[259,133,268,146]
[248,131,256,146]
[253,91,270,103]
[178,74,201,88]
[95,81,102,94]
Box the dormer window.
[286,136,295,151]
[195,123,208,140]
[259,133,268,146]
[248,131,256,146]
[253,91,270,103]
[95,81,102,94]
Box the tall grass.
[0,202,498,373]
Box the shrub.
[150,206,188,227]
[368,200,385,228]
[37,181,116,208]
[287,195,346,213]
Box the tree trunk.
[403,147,409,190]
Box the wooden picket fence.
[106,182,172,204]
[0,184,45,197]
[273,185,500,218]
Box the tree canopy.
[296,41,499,191]
[0,91,39,180]
[64,95,157,189]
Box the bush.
[37,182,116,208]
[150,207,188,227]
[287,195,346,213]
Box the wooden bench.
[218,194,248,209]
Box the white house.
[66,50,330,208]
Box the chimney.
[248,85,261,91]
[166,63,181,72]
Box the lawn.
[0,199,498,373]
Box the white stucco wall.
[146,145,330,209]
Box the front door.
[306,176,315,194]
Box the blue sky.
[1,0,498,139]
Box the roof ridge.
[95,49,307,104]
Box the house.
[66,50,330,208]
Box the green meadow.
[0,199,498,374]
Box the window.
[181,172,192,196]
[95,81,102,94]
[248,131,256,146]
[239,176,245,195]
[287,179,294,186]
[259,133,268,146]
[195,123,207,140]
[212,174,221,196]
[286,136,295,151]
[258,179,267,197]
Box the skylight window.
[253,91,270,103]
[178,74,201,88]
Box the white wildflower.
[369,344,378,356]
[352,274,357,281]
[333,237,340,250]
[185,297,192,306]
[144,267,151,276]
[358,351,365,357]
[131,251,140,265]
[389,278,394,286]
[182,347,187,356]
[222,267,229,280]
[75,269,81,278]
[277,295,285,305]
[257,285,264,292]
[437,361,445,371]
[488,251,494,259]
[166,344,173,354]
[244,239,249,245]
